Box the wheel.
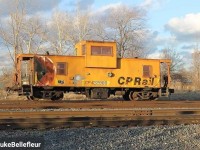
[26,96,39,101]
[90,88,109,99]
[26,96,31,100]
[150,92,159,100]
[27,89,42,100]
[51,92,64,101]
[85,89,91,99]
[150,96,159,100]
[122,92,130,101]
[129,91,139,101]
[129,91,134,100]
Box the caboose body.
[14,41,174,100]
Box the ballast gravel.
[0,124,200,150]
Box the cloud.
[165,13,200,42]
[0,0,62,16]
[140,0,155,8]
[90,2,124,20]
[181,44,195,50]
[180,51,192,61]
[139,0,168,10]
[91,2,122,16]
[78,0,94,10]
[97,2,122,12]
[147,51,161,59]
[145,30,179,54]
[67,0,95,10]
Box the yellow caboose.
[14,40,174,100]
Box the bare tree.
[46,8,92,55]
[0,2,149,59]
[99,5,147,58]
[191,47,200,89]
[47,5,147,56]
[21,16,47,54]
[0,0,26,64]
[72,9,91,43]
[0,67,13,89]
[0,0,47,64]
[91,17,110,41]
[46,11,71,55]
[67,8,92,55]
[160,47,184,74]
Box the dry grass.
[0,90,26,100]
[0,90,6,99]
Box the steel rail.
[0,108,200,129]
[0,100,199,110]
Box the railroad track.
[0,99,200,129]
[0,99,200,109]
[0,108,200,129]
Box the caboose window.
[143,65,152,77]
[91,46,112,56]
[57,62,66,75]
[82,45,86,55]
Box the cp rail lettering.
[118,77,154,85]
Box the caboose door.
[20,57,34,85]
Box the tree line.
[0,0,199,90]
[0,0,149,61]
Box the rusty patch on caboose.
[34,56,55,86]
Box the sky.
[88,0,200,61]
[0,0,200,70]
[59,0,200,64]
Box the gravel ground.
[0,124,200,150]
[169,91,200,100]
[1,91,200,150]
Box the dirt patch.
[64,92,86,100]
[0,90,26,100]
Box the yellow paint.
[75,40,117,68]
[16,41,171,89]
[48,55,163,88]
[35,72,38,83]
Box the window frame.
[143,65,152,78]
[56,62,67,75]
[91,46,113,56]
[82,45,86,55]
